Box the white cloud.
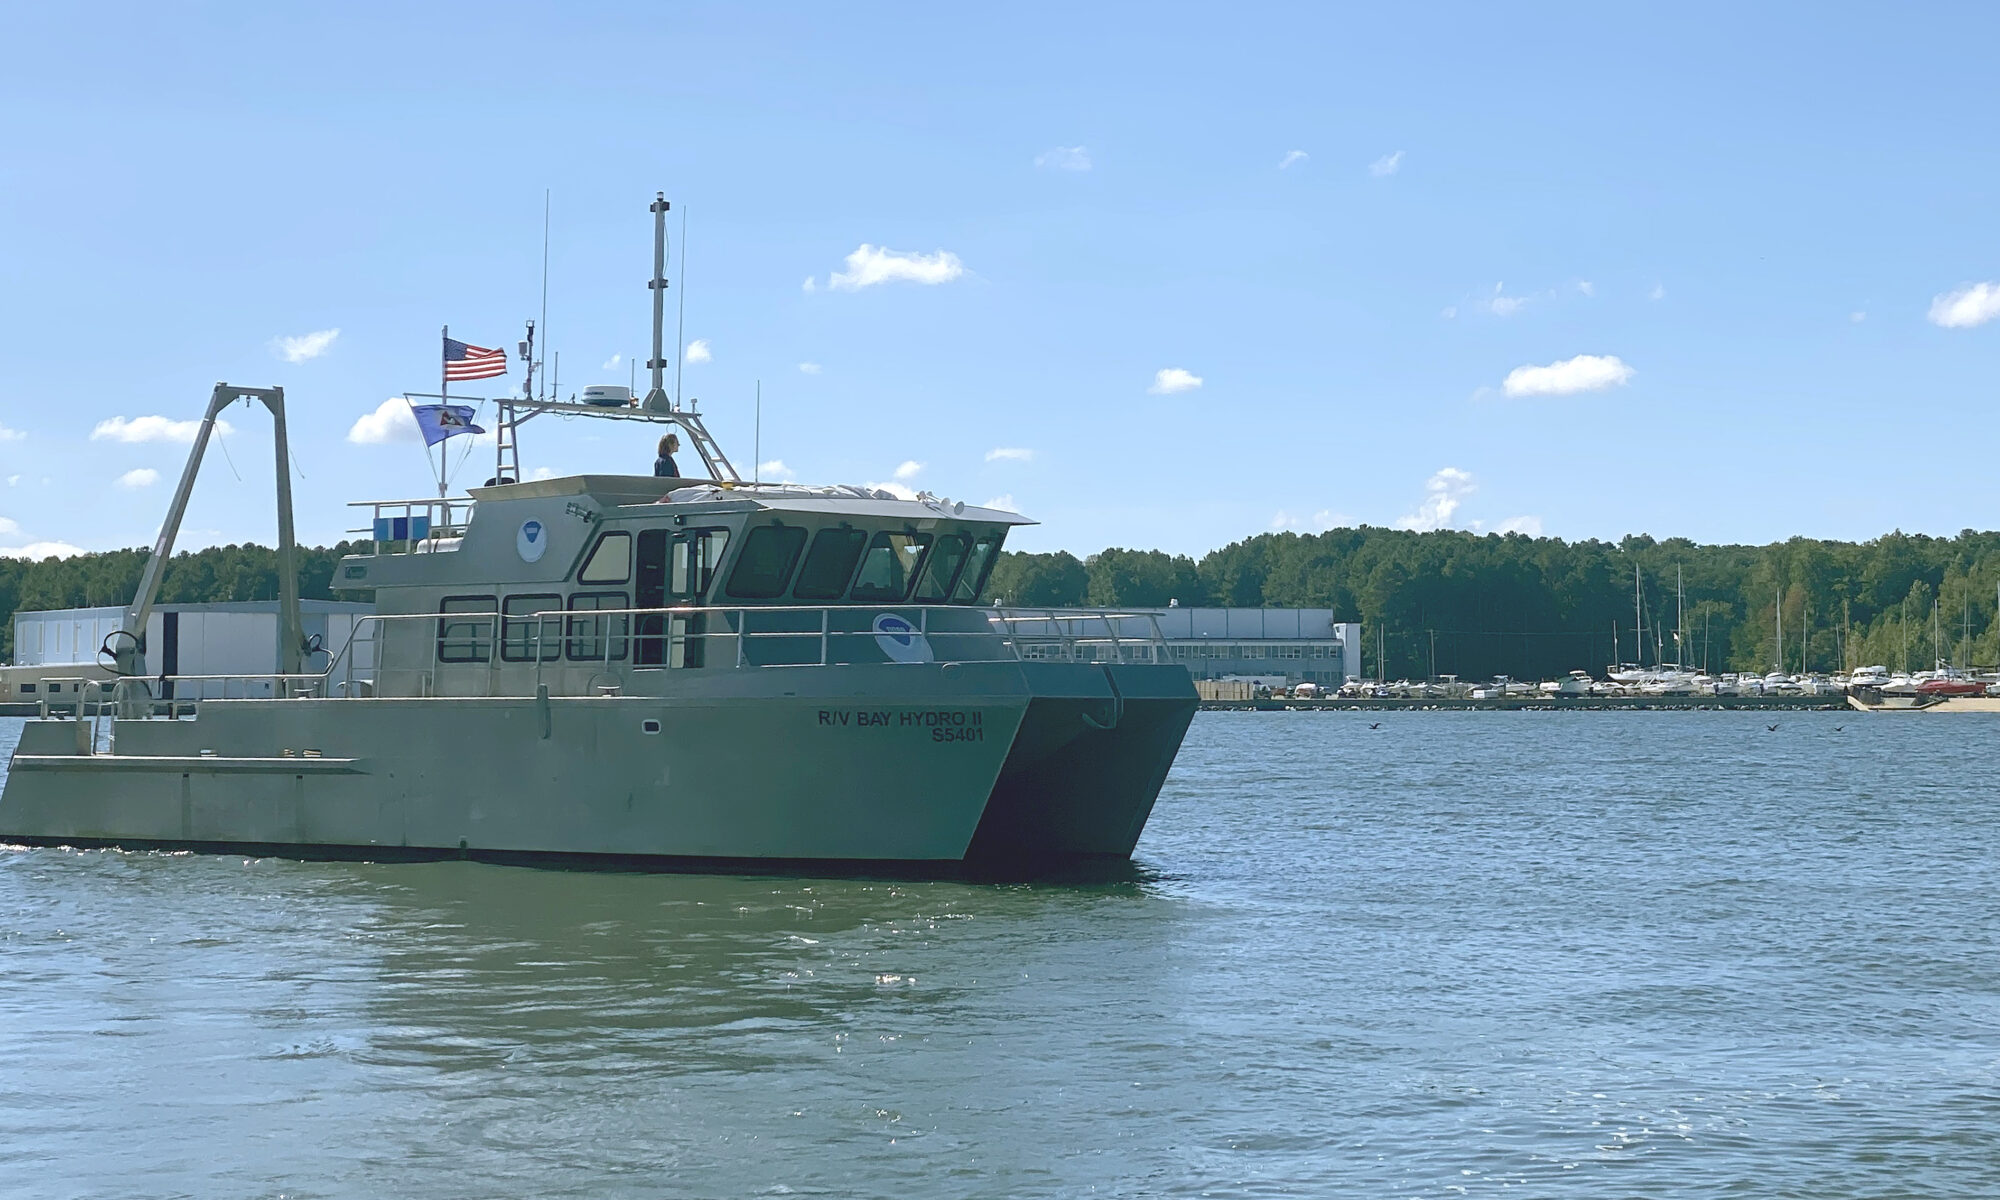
[1502,353,1635,398]
[1441,305,1458,319]
[1278,150,1308,170]
[757,459,796,482]
[797,362,822,375]
[529,466,557,481]
[1272,509,1350,532]
[91,414,233,444]
[1650,283,1666,301]
[0,423,22,442]
[604,353,622,370]
[1851,311,1867,323]
[893,460,923,482]
[0,516,16,535]
[865,480,919,500]
[5,476,17,486]
[1928,282,2000,329]
[1035,145,1091,171]
[985,446,1034,463]
[1496,515,1543,536]
[346,397,423,445]
[983,494,1016,511]
[802,276,817,293]
[271,327,339,364]
[1369,150,1404,177]
[116,468,159,488]
[0,540,87,560]
[1395,467,1476,531]
[1485,282,1530,316]
[1576,280,1595,296]
[1149,367,1202,395]
[824,245,965,292]
[685,338,712,363]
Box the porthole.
[641,719,662,735]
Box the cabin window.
[951,533,1004,604]
[724,524,807,600]
[578,531,632,584]
[21,683,39,694]
[793,527,869,600]
[501,593,563,662]
[566,592,630,661]
[437,595,498,663]
[850,531,933,603]
[913,534,970,603]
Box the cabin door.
[635,529,669,667]
[635,527,730,669]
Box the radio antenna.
[538,190,550,401]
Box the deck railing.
[347,497,477,553]
[86,605,1170,712]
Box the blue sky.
[2,2,1996,559]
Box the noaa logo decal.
[872,612,933,664]
[516,519,548,563]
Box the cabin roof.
[467,474,1035,525]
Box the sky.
[2,2,1997,560]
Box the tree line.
[982,527,2000,680]
[5,527,1999,680]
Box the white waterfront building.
[1151,607,1361,686]
[6,600,375,702]
[1017,606,1360,686]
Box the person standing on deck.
[654,433,681,478]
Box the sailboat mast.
[1776,586,1784,673]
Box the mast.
[1633,563,1642,666]
[1776,586,1783,673]
[644,192,671,412]
[1664,568,1680,672]
[437,324,449,498]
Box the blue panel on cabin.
[410,515,431,541]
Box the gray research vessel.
[0,195,1197,872]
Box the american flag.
[444,336,509,382]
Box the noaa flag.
[410,403,484,447]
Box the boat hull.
[0,662,1196,872]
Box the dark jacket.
[653,454,680,478]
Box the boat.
[1537,670,1595,696]
[0,192,1199,873]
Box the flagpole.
[438,324,450,498]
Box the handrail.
[81,603,1170,717]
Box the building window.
[501,593,563,662]
[437,595,497,664]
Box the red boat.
[1916,676,1987,697]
